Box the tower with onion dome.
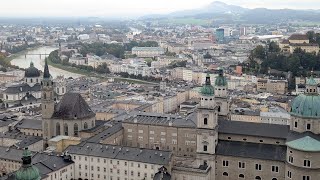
[214,69,229,116]
[285,74,320,180]
[195,73,218,178]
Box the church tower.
[214,69,229,116]
[196,73,218,180]
[41,59,55,139]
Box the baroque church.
[35,62,320,180]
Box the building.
[132,47,165,58]
[215,29,224,42]
[41,59,96,141]
[257,79,288,95]
[66,142,172,180]
[279,34,320,54]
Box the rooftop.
[66,142,172,165]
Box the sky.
[1,0,320,17]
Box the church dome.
[200,74,214,96]
[15,148,41,180]
[290,94,320,118]
[215,69,227,86]
[25,62,40,78]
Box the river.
[10,46,82,78]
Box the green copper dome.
[15,166,41,180]
[215,69,227,86]
[286,136,320,152]
[15,148,41,180]
[200,74,214,96]
[290,94,320,118]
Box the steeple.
[43,59,50,79]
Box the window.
[110,168,113,173]
[64,123,68,136]
[161,132,166,135]
[131,171,133,176]
[128,129,132,132]
[84,122,88,129]
[255,176,261,180]
[222,160,229,167]
[239,174,244,178]
[271,165,279,172]
[303,160,311,167]
[203,145,207,152]
[145,164,147,169]
[150,131,154,134]
[287,171,292,178]
[74,123,79,137]
[138,130,143,133]
[255,164,262,171]
[303,176,310,180]
[306,123,311,130]
[288,156,294,163]
[138,172,140,177]
[56,122,60,135]
[294,121,297,128]
[238,162,245,169]
[172,133,177,136]
[172,139,177,144]
[222,172,228,176]
[204,118,208,125]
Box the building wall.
[70,154,166,180]
[216,155,285,180]
[218,133,286,146]
[42,164,74,180]
[122,123,197,157]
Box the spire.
[22,147,32,166]
[43,59,50,78]
[30,61,34,67]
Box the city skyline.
[1,0,320,18]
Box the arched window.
[30,79,33,83]
[64,123,68,136]
[204,118,208,125]
[218,106,221,112]
[84,122,88,129]
[56,123,60,135]
[50,92,52,99]
[272,178,277,180]
[255,176,261,180]
[239,174,244,178]
[43,92,46,99]
[62,87,64,94]
[223,172,228,176]
[44,122,49,137]
[74,123,79,137]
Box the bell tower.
[41,59,55,139]
[214,69,229,116]
[196,73,218,180]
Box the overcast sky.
[1,0,320,17]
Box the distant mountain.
[140,1,320,24]
[169,1,247,17]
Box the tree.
[268,42,280,53]
[253,45,266,59]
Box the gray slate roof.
[122,111,196,128]
[86,122,123,143]
[4,83,41,94]
[216,140,286,161]
[0,131,42,148]
[15,119,42,130]
[52,93,95,119]
[218,119,289,139]
[66,142,172,165]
